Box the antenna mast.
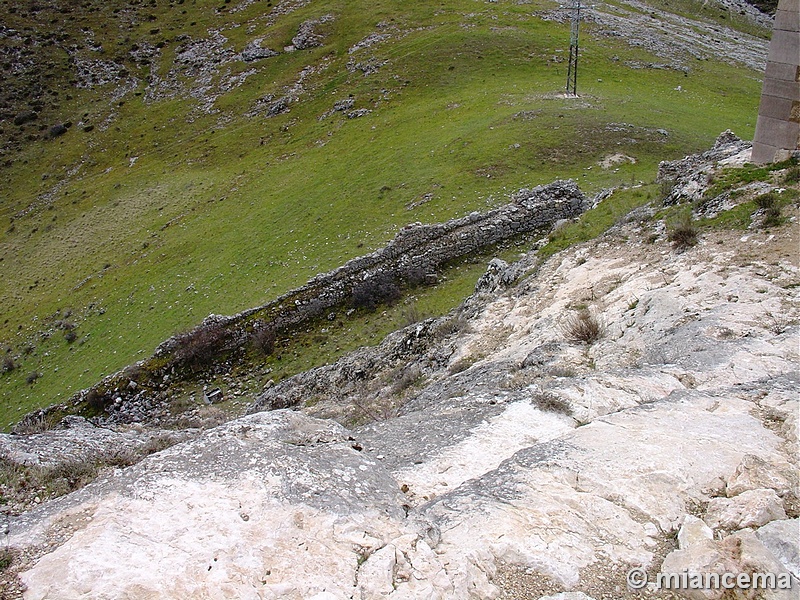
[566,0,582,96]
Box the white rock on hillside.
[757,519,800,579]
[704,488,787,530]
[9,171,799,598]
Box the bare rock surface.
[726,453,798,499]
[661,523,797,600]
[704,488,787,530]
[8,142,799,598]
[14,411,410,600]
[757,519,800,579]
[292,15,334,50]
[543,0,770,73]
[0,417,188,469]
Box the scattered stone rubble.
[658,130,754,205]
[291,15,334,50]
[239,39,280,62]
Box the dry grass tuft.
[667,213,698,250]
[532,392,573,416]
[562,309,605,344]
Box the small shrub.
[350,273,401,311]
[85,388,111,413]
[433,315,468,340]
[103,448,140,468]
[762,207,782,228]
[25,371,41,385]
[562,309,605,344]
[173,323,230,369]
[667,213,698,250]
[11,409,57,434]
[547,364,577,378]
[1,356,15,374]
[47,123,68,139]
[391,366,423,395]
[56,320,76,331]
[139,434,179,456]
[754,193,782,228]
[0,458,26,490]
[251,325,277,355]
[782,165,800,184]
[47,460,100,494]
[401,305,426,327]
[0,547,14,572]
[303,297,328,320]
[401,266,436,288]
[400,266,427,287]
[659,178,677,203]
[64,330,77,344]
[761,311,790,335]
[123,363,144,382]
[448,355,478,374]
[532,392,573,416]
[502,370,539,391]
[753,192,778,210]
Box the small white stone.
[677,515,713,550]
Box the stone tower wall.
[751,0,800,164]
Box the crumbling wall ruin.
[16,180,586,428]
[156,179,586,352]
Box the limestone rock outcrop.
[6,142,799,599]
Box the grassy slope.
[0,0,766,426]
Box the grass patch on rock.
[539,184,657,260]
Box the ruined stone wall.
[16,180,585,429]
[154,179,586,355]
[751,0,800,164]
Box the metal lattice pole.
[566,0,581,96]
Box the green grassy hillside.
[0,0,768,426]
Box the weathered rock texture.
[8,143,799,599]
[752,0,800,163]
[657,131,753,205]
[0,416,189,469]
[544,0,770,72]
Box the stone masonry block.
[757,95,796,120]
[767,30,800,66]
[753,0,800,163]
[774,9,800,32]
[763,78,800,101]
[765,61,799,83]
[754,114,799,149]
